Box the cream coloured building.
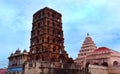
[75,34,120,68]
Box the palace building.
[75,34,120,70]
[86,47,120,67]
[7,49,28,74]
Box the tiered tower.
[29,7,69,63]
[75,33,97,67]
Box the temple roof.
[76,34,97,60]
[94,47,110,52]
[80,33,97,50]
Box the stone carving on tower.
[29,7,70,64]
[75,33,97,67]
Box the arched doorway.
[93,63,99,65]
[102,62,108,67]
[113,61,119,67]
[86,62,90,68]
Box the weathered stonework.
[24,61,90,74]
[23,7,91,74]
[29,7,70,63]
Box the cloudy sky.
[0,0,120,68]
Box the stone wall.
[89,65,108,74]
[89,65,120,74]
[108,67,120,74]
[24,61,91,74]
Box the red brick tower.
[29,7,69,63]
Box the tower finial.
[87,33,89,36]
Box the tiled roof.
[94,47,110,52]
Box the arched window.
[37,30,39,35]
[47,12,50,17]
[53,38,55,43]
[42,38,44,43]
[42,45,44,52]
[102,62,108,67]
[93,63,99,65]
[38,23,40,28]
[51,57,55,62]
[37,39,39,44]
[52,22,55,26]
[57,31,61,37]
[32,42,35,46]
[113,61,119,67]
[32,50,34,54]
[59,48,62,54]
[53,46,56,52]
[36,56,39,60]
[42,56,44,61]
[47,21,50,26]
[58,18,60,22]
[47,36,50,42]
